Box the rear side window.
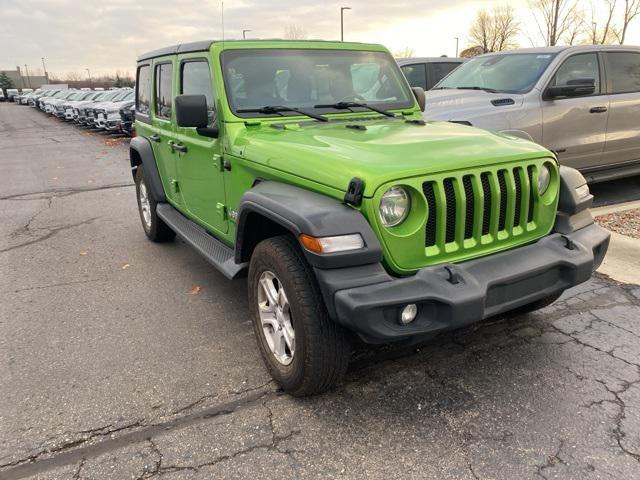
[551,53,601,94]
[401,64,427,90]
[427,63,460,89]
[607,52,640,94]
[136,65,151,115]
[181,60,215,125]
[155,63,173,119]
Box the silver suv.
[423,45,640,182]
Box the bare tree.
[283,24,307,40]
[617,0,640,43]
[64,71,84,82]
[393,46,415,58]
[530,0,584,46]
[468,6,520,53]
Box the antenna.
[221,1,225,45]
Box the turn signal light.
[299,233,364,254]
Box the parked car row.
[12,87,136,136]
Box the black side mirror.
[545,78,595,99]
[175,94,218,138]
[411,87,426,112]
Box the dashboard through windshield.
[221,48,414,118]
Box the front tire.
[135,166,175,242]
[248,235,351,396]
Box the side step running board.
[156,203,247,279]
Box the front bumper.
[317,223,609,343]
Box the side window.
[551,53,600,94]
[154,62,173,119]
[181,60,215,125]
[427,63,459,89]
[401,64,427,90]
[136,65,151,115]
[607,52,640,94]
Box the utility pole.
[454,37,459,57]
[340,6,351,41]
[242,29,251,39]
[86,68,92,88]
[24,64,32,88]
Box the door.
[174,56,227,234]
[602,51,640,166]
[541,52,609,170]
[150,59,181,206]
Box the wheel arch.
[130,136,166,202]
[235,181,382,269]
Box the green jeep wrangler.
[131,40,610,396]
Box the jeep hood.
[423,89,524,122]
[231,117,550,197]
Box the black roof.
[137,40,215,62]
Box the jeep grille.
[422,164,544,252]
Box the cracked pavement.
[1,103,639,479]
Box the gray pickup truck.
[423,45,640,183]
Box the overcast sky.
[2,0,639,78]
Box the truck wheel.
[248,235,351,396]
[135,166,175,242]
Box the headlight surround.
[379,186,411,227]
[538,164,551,194]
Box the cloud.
[1,0,474,76]
[3,0,638,77]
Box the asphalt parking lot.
[1,103,639,480]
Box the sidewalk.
[592,202,640,284]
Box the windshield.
[437,53,557,94]
[222,48,414,118]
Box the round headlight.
[538,165,551,194]
[379,186,411,227]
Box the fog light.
[399,304,418,325]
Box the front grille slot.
[527,166,536,223]
[497,170,508,232]
[423,182,437,247]
[480,173,492,236]
[462,175,474,239]
[513,168,522,227]
[443,178,456,244]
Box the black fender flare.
[129,136,166,202]
[236,181,383,269]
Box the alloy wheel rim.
[257,271,295,366]
[139,181,151,228]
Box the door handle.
[589,106,608,113]
[149,134,161,142]
[171,142,188,153]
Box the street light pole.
[41,57,48,80]
[454,37,459,57]
[340,6,351,42]
[24,64,32,88]
[86,68,92,88]
[242,29,251,39]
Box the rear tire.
[135,166,175,242]
[248,235,351,396]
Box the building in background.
[0,66,49,89]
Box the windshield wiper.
[313,101,396,118]
[456,86,500,93]
[236,105,328,122]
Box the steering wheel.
[338,94,367,103]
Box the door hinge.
[216,202,227,220]
[171,179,180,193]
[213,154,223,172]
